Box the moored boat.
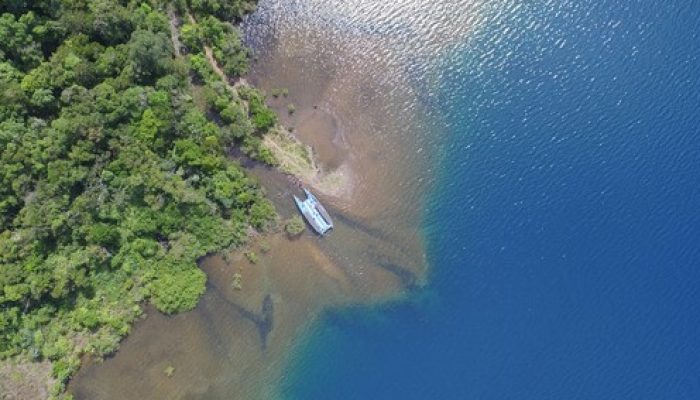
[293,189,334,235]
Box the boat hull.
[294,190,333,235]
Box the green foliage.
[231,272,242,290]
[135,108,161,142]
[149,261,207,314]
[52,356,80,384]
[285,216,306,237]
[86,223,120,247]
[249,199,277,231]
[269,88,288,98]
[188,0,257,22]
[244,251,258,264]
[220,102,246,124]
[90,0,134,45]
[0,0,277,393]
[186,50,276,165]
[0,12,44,71]
[128,29,172,84]
[198,16,249,77]
[241,88,277,133]
[188,52,215,81]
[180,23,203,53]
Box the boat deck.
[294,189,334,235]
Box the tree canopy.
[0,0,273,396]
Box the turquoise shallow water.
[276,0,700,399]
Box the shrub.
[231,272,242,290]
[251,105,276,132]
[149,264,207,314]
[180,23,203,52]
[244,90,276,133]
[285,216,305,237]
[249,199,276,231]
[164,365,175,377]
[245,251,258,264]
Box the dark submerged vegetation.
[0,0,275,396]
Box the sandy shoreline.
[263,102,356,201]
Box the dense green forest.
[0,0,277,395]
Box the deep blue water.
[283,1,700,398]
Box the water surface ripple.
[274,0,700,399]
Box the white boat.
[293,189,334,235]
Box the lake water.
[70,0,700,398]
[275,0,700,399]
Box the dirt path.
[167,6,182,58]
[203,46,228,83]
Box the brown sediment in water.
[69,5,440,400]
[70,221,413,399]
